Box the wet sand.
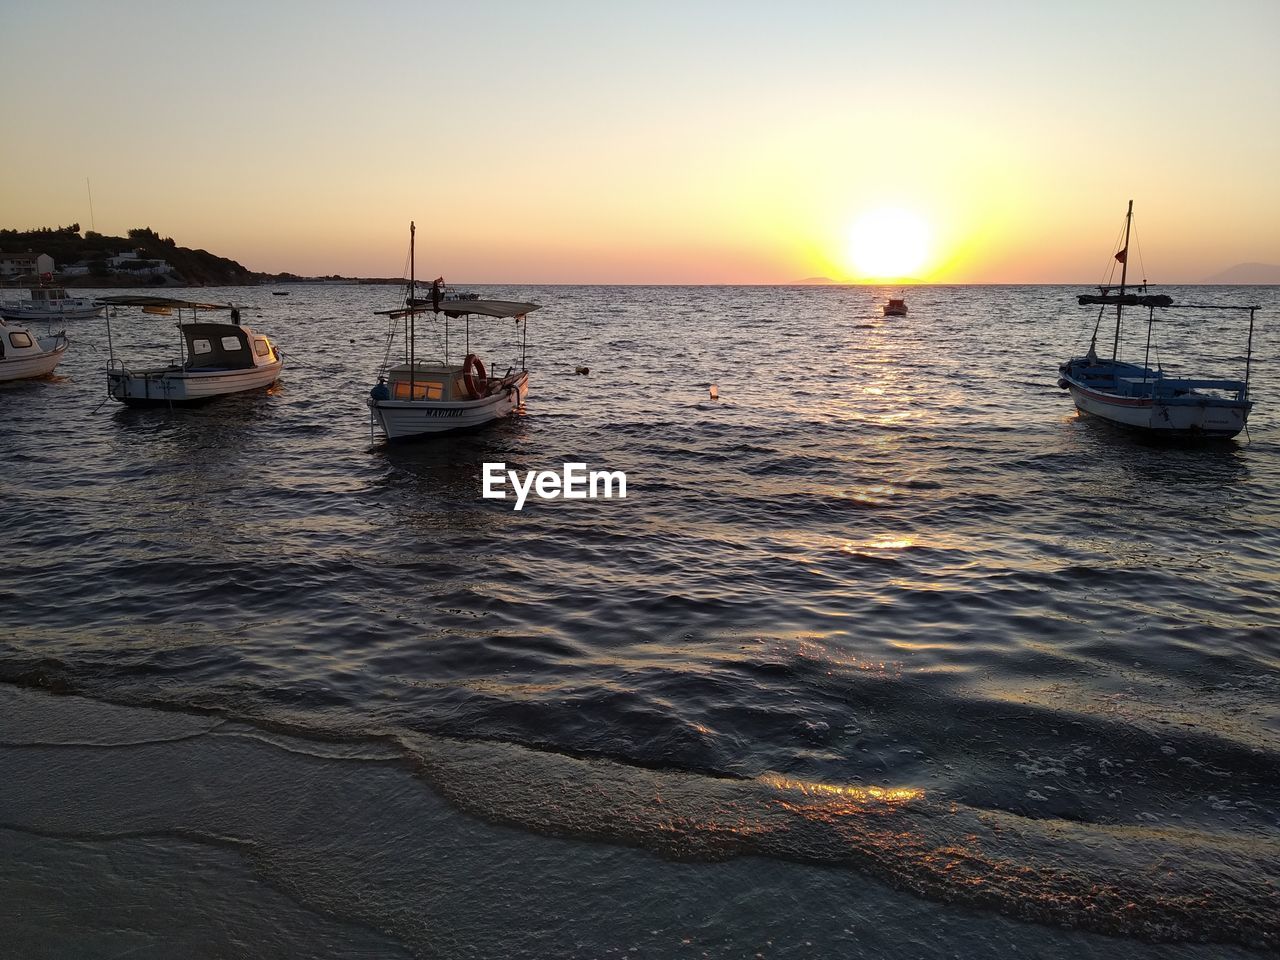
[3,685,1269,960]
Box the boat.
[98,296,283,406]
[0,283,102,321]
[1057,201,1258,439]
[367,222,539,441]
[883,298,908,317]
[0,317,68,382]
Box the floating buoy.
[709,383,719,400]
[575,366,590,376]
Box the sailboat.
[367,222,540,441]
[1056,201,1258,439]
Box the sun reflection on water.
[760,772,924,807]
[841,536,914,553]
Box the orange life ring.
[462,353,487,399]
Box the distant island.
[0,224,400,288]
[1202,262,1280,284]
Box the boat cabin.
[383,361,486,401]
[0,320,47,360]
[28,287,75,303]
[182,322,278,370]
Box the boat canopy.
[377,298,540,320]
[1079,293,1174,307]
[99,295,237,311]
[181,323,255,370]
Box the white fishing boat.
[0,317,68,382]
[1057,201,1257,439]
[99,296,283,406]
[883,297,908,317]
[367,222,539,441]
[0,284,102,321]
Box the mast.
[1111,199,1132,361]
[409,221,414,391]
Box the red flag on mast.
[1115,249,1128,264]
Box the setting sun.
[847,208,931,281]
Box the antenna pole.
[1244,307,1255,398]
[1142,306,1154,384]
[409,221,415,394]
[86,178,96,233]
[1111,199,1132,361]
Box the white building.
[107,251,172,276]
[0,252,56,278]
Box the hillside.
[0,224,257,286]
[1202,262,1280,284]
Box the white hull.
[0,340,68,382]
[1,303,101,321]
[108,360,283,404]
[1068,384,1248,438]
[371,373,528,440]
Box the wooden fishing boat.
[367,222,539,441]
[1056,201,1257,439]
[1,284,101,321]
[0,318,68,381]
[99,296,283,406]
[883,298,908,317]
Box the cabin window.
[8,332,33,349]
[393,379,444,400]
[192,339,212,354]
[254,339,270,357]
[221,336,243,351]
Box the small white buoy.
[709,383,719,400]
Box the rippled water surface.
[2,284,1278,956]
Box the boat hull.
[108,360,283,405]
[370,373,528,440]
[0,338,68,382]
[1065,381,1249,439]
[1,303,101,321]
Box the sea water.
[1,284,1277,957]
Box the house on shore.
[0,252,55,279]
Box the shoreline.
[2,681,1274,958]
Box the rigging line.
[1132,214,1148,286]
[272,349,345,373]
[1100,218,1127,287]
[1089,305,1105,348]
[379,312,398,375]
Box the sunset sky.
[3,1,1278,283]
